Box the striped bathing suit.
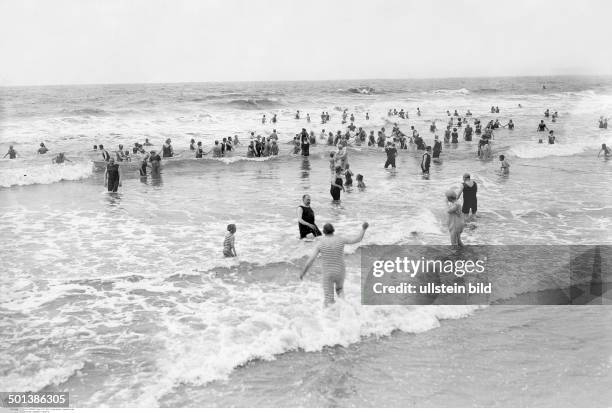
[223,232,235,257]
[317,235,347,306]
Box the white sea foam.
[0,161,93,187]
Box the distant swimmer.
[300,221,369,306]
[384,142,398,169]
[223,224,237,257]
[297,194,322,239]
[344,164,354,187]
[518,104,523,108]
[506,119,515,130]
[548,130,556,144]
[537,120,548,132]
[451,128,459,143]
[445,189,465,248]
[365,112,370,120]
[4,145,17,159]
[295,110,300,120]
[356,174,366,189]
[139,153,149,176]
[499,154,510,174]
[598,143,612,158]
[37,143,49,154]
[421,146,431,175]
[104,158,121,192]
[149,150,161,174]
[417,107,421,116]
[433,136,442,159]
[457,173,478,221]
[52,152,71,164]
[143,138,153,146]
[307,113,311,123]
[195,141,209,158]
[544,109,550,118]
[330,166,344,202]
[99,145,111,161]
[212,140,222,157]
[262,114,267,124]
[233,135,240,146]
[272,114,277,123]
[463,124,473,141]
[162,139,174,158]
[270,139,279,155]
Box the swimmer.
[234,135,240,146]
[330,166,344,202]
[499,154,510,174]
[356,174,366,189]
[548,130,556,144]
[451,128,459,143]
[598,143,612,158]
[537,120,548,132]
[143,138,153,146]
[433,136,442,158]
[52,152,71,164]
[457,173,478,221]
[212,140,222,157]
[445,189,465,248]
[297,194,322,239]
[344,164,354,187]
[99,145,111,161]
[104,158,121,192]
[223,224,237,257]
[149,150,161,174]
[300,222,369,306]
[189,139,196,151]
[365,112,369,120]
[421,146,431,175]
[162,139,174,158]
[37,143,49,154]
[4,145,17,159]
[384,142,397,169]
[262,114,267,124]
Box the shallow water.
[1,77,612,406]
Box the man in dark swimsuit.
[149,150,161,174]
[384,142,397,168]
[433,137,442,159]
[297,194,322,239]
[464,124,473,141]
[105,158,121,192]
[421,146,431,175]
[457,173,478,220]
[300,128,310,156]
[537,120,548,132]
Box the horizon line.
[2,73,611,89]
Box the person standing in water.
[300,222,369,306]
[457,173,478,221]
[149,150,161,174]
[104,158,121,192]
[300,128,310,156]
[433,136,442,159]
[4,145,17,159]
[421,146,431,175]
[37,143,49,154]
[223,224,237,257]
[598,143,611,158]
[548,130,556,144]
[162,138,174,158]
[330,166,344,202]
[445,189,464,248]
[384,142,397,169]
[499,154,510,174]
[297,194,322,239]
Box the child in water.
[356,174,366,189]
[499,154,510,174]
[223,224,237,257]
[329,152,335,174]
[446,189,465,248]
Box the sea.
[1,76,612,407]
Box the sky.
[1,0,611,86]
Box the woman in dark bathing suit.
[457,173,477,221]
[105,158,121,192]
[330,166,344,202]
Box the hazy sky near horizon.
[1,0,611,86]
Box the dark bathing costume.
[301,132,310,156]
[461,181,478,214]
[384,146,397,168]
[421,152,431,173]
[298,205,322,239]
[107,164,120,192]
[433,141,442,158]
[330,176,343,201]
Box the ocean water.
[1,76,612,407]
